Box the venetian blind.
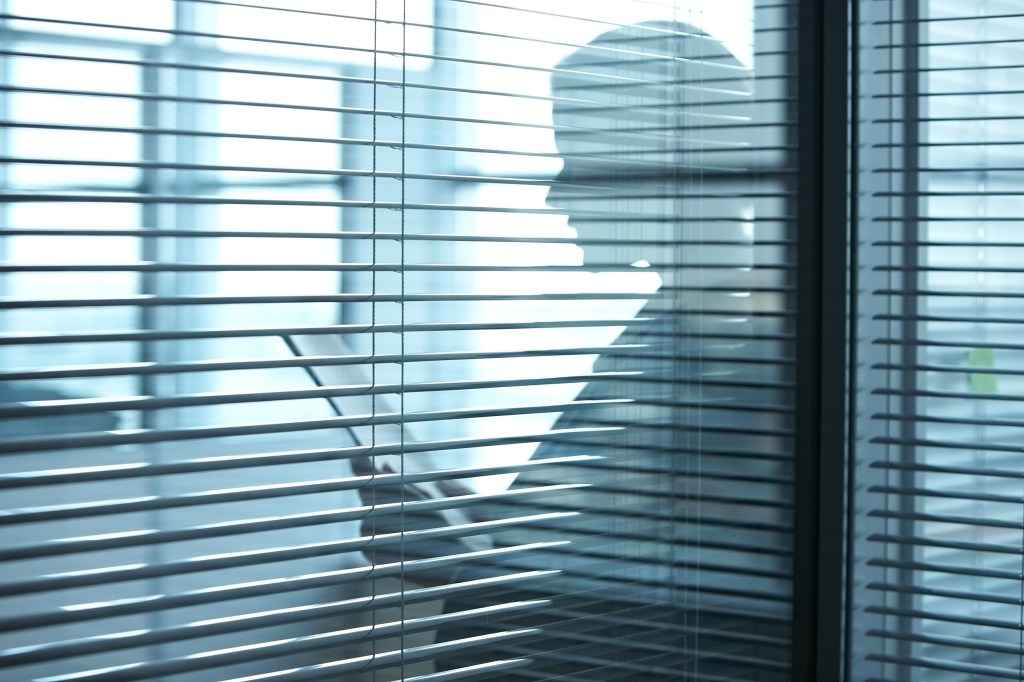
[0,1,798,680]
[853,0,1024,680]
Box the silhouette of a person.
[430,22,791,677]
[346,21,792,677]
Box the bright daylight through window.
[0,0,798,679]
[3,1,1021,681]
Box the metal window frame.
[792,0,852,679]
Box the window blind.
[853,0,1024,680]
[1,1,799,680]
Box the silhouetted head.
[547,22,753,273]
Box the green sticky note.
[967,348,998,394]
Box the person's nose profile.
[544,159,577,210]
[544,166,570,211]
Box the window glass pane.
[214,0,434,68]
[0,2,799,680]
[7,45,141,188]
[853,1,1024,680]
[8,0,173,43]
[212,60,339,181]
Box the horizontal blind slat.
[7,602,549,681]
[0,485,572,558]
[215,630,541,682]
[0,543,565,633]
[864,654,1022,680]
